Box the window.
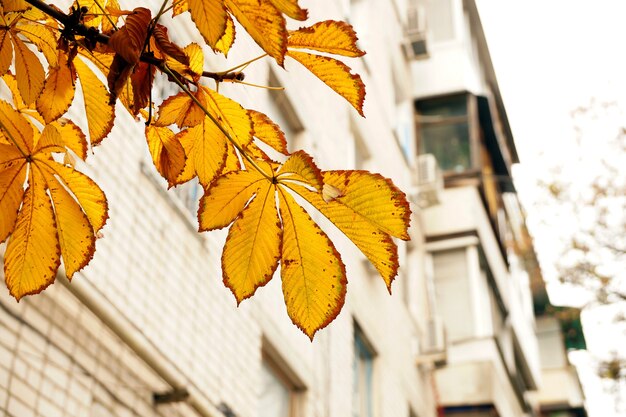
[259,358,296,417]
[267,69,305,152]
[416,94,474,173]
[431,248,474,342]
[353,325,376,417]
[172,176,202,217]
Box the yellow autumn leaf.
[173,0,189,16]
[45,162,109,233]
[145,125,186,187]
[278,150,323,191]
[41,163,96,278]
[288,20,365,57]
[11,33,44,105]
[322,171,411,240]
[1,0,28,13]
[0,99,34,152]
[222,181,282,303]
[165,43,204,82]
[202,86,253,148]
[36,52,77,123]
[215,14,235,56]
[0,151,26,243]
[102,0,121,34]
[16,22,58,67]
[287,50,365,116]
[156,91,206,128]
[269,0,307,20]
[50,119,88,160]
[198,169,266,231]
[188,0,227,49]
[225,0,287,65]
[277,188,347,339]
[223,143,242,174]
[73,56,115,145]
[186,116,229,187]
[248,109,287,155]
[4,168,60,300]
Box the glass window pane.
[259,361,291,417]
[421,122,471,172]
[432,249,474,341]
[353,330,374,417]
[417,95,467,117]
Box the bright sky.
[477,1,626,415]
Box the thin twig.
[160,64,273,181]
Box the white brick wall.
[1,1,437,417]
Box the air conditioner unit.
[412,154,443,208]
[403,2,428,60]
[416,316,447,367]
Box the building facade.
[0,1,435,417]
[0,1,585,417]
[410,1,587,417]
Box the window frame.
[258,341,306,417]
[352,323,377,417]
[415,92,481,175]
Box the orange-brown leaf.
[108,7,151,65]
[278,188,347,339]
[130,61,156,115]
[225,0,287,65]
[288,21,365,57]
[36,53,77,123]
[145,125,186,186]
[153,24,189,65]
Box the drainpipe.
[58,275,222,417]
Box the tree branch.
[24,0,241,81]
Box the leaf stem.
[92,0,118,31]
[159,65,272,181]
[217,54,267,75]
[154,0,171,23]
